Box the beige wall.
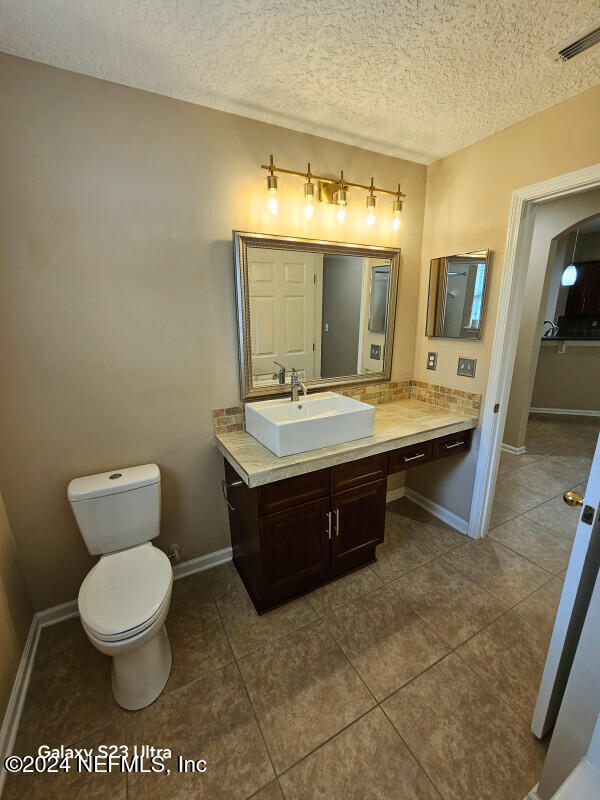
[0,490,32,721]
[504,190,600,447]
[532,345,600,413]
[0,54,426,610]
[408,83,600,517]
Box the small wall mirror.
[426,249,490,339]
[234,232,400,399]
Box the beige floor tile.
[551,453,594,483]
[164,573,234,693]
[35,615,89,659]
[522,493,582,537]
[489,499,520,529]
[443,539,551,605]
[128,662,274,799]
[305,565,382,616]
[490,515,574,574]
[238,621,374,774]
[4,723,127,800]
[14,641,127,755]
[249,781,284,799]
[509,460,587,498]
[390,559,507,648]
[497,451,545,475]
[513,578,564,647]
[206,562,317,658]
[387,497,455,531]
[456,612,548,722]
[493,473,553,513]
[279,708,441,800]
[370,521,435,582]
[383,653,546,800]
[322,586,449,701]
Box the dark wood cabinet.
[224,425,472,614]
[332,478,387,562]
[260,497,330,594]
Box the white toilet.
[67,463,173,711]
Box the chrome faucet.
[290,368,307,403]
[543,320,558,338]
[272,361,286,384]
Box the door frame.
[469,163,600,539]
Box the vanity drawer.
[432,429,472,460]
[388,440,433,473]
[330,453,388,492]
[257,468,330,516]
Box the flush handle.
[221,478,242,511]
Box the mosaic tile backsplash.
[214,379,481,435]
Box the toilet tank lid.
[68,464,160,502]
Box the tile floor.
[5,414,597,800]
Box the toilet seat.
[78,542,172,642]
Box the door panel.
[332,478,386,562]
[248,247,317,384]
[260,497,330,593]
[532,433,600,738]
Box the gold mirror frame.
[233,231,401,400]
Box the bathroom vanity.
[216,399,475,613]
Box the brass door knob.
[563,490,584,507]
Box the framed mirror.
[426,249,490,339]
[234,232,400,400]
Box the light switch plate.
[427,352,438,370]
[457,357,476,378]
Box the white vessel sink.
[245,391,375,457]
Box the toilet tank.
[68,464,161,555]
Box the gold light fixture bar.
[260,157,406,199]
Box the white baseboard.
[36,599,79,628]
[172,546,232,580]
[501,442,527,455]
[404,487,469,535]
[530,406,600,418]
[524,785,540,800]
[0,615,41,795]
[386,486,406,503]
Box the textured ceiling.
[1,0,600,163]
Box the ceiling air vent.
[547,22,600,62]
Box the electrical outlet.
[370,343,382,360]
[457,357,476,378]
[427,352,437,370]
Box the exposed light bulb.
[561,264,577,286]
[265,156,279,216]
[304,200,314,219]
[365,182,377,227]
[267,193,279,215]
[392,188,403,232]
[392,216,401,231]
[336,206,346,223]
[303,174,315,220]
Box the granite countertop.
[215,398,478,488]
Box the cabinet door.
[260,497,331,594]
[331,478,386,562]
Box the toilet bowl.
[78,542,173,710]
[68,464,173,710]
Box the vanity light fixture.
[260,156,407,226]
[303,163,315,220]
[392,184,403,231]
[365,178,377,226]
[265,154,279,215]
[561,228,579,286]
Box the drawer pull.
[444,440,464,449]
[403,452,426,462]
[325,511,332,539]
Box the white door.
[532,433,600,738]
[248,248,317,386]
